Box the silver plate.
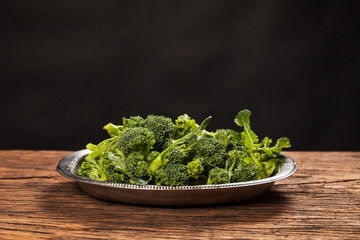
[56,149,297,206]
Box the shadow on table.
[40,181,290,231]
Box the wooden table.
[1,150,359,239]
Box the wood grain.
[0,150,359,239]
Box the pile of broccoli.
[77,109,291,186]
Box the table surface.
[0,150,359,239]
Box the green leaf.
[262,137,291,156]
[274,137,291,151]
[259,137,273,156]
[235,109,259,149]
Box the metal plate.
[56,149,297,206]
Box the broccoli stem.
[263,157,280,177]
[97,161,109,181]
[249,152,265,179]
[86,158,108,181]
[148,147,170,173]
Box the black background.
[1,1,359,151]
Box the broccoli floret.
[194,137,227,171]
[166,144,194,164]
[231,161,261,182]
[116,127,156,158]
[103,148,152,185]
[155,163,190,186]
[214,129,242,150]
[187,158,204,179]
[205,148,245,184]
[194,137,227,160]
[77,159,108,181]
[124,152,151,181]
[147,151,160,162]
[122,116,145,128]
[144,115,175,151]
[207,167,229,185]
[172,114,199,139]
[105,164,130,183]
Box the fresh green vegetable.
[144,115,175,151]
[147,116,211,174]
[186,158,204,179]
[207,167,229,185]
[116,127,155,158]
[154,163,190,186]
[193,137,227,172]
[77,109,291,186]
[234,109,291,178]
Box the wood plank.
[0,150,359,239]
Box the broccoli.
[102,148,152,185]
[234,109,291,179]
[116,127,156,159]
[166,144,194,164]
[207,167,229,185]
[147,151,160,163]
[172,114,199,139]
[122,116,145,128]
[105,164,130,183]
[214,129,242,150]
[124,152,151,181]
[155,163,190,186]
[262,157,281,178]
[77,158,108,181]
[103,123,124,137]
[85,136,118,162]
[231,161,261,182]
[258,137,291,159]
[148,116,212,173]
[77,135,119,181]
[205,148,245,184]
[193,137,227,172]
[144,115,175,151]
[77,110,291,186]
[186,158,204,179]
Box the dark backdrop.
[1,1,359,151]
